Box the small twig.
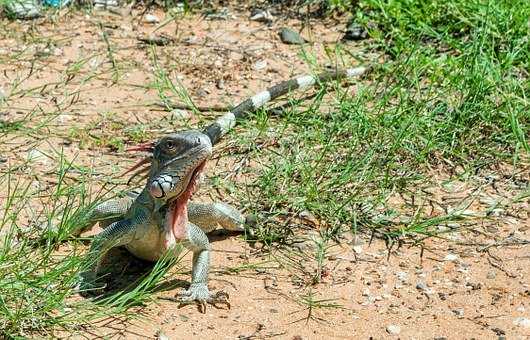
[152,101,230,112]
[137,34,176,46]
[477,237,530,252]
[99,23,119,83]
[486,250,517,278]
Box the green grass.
[0,155,184,338]
[0,0,528,337]
[229,0,529,247]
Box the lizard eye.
[165,140,177,150]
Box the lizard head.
[147,130,212,202]
[124,130,212,245]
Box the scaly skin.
[79,131,239,310]
[79,66,369,311]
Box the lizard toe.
[171,284,230,313]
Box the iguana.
[78,66,369,312]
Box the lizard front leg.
[78,218,138,290]
[173,223,230,312]
[73,194,137,236]
[188,202,245,233]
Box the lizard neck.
[137,189,156,210]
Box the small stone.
[362,288,370,296]
[444,253,459,262]
[279,27,307,45]
[156,330,170,340]
[249,9,273,23]
[27,149,49,165]
[170,109,190,120]
[352,244,363,254]
[214,59,223,68]
[216,79,225,89]
[416,282,428,291]
[299,210,319,227]
[516,305,525,312]
[179,314,189,322]
[465,282,482,290]
[513,317,530,328]
[452,308,464,318]
[144,14,160,23]
[252,60,267,71]
[343,21,368,41]
[491,327,505,336]
[416,281,435,295]
[396,271,408,282]
[487,270,496,279]
[196,88,208,97]
[386,325,401,335]
[351,235,363,254]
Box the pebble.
[396,271,408,282]
[196,88,208,97]
[444,253,459,262]
[279,27,306,45]
[252,60,267,71]
[249,9,273,23]
[513,317,530,328]
[144,14,160,23]
[416,281,435,295]
[170,109,190,120]
[452,308,464,318]
[416,282,428,291]
[352,244,363,254]
[27,149,49,165]
[343,22,368,41]
[156,330,170,340]
[386,325,401,335]
[487,270,496,279]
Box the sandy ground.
[0,4,529,339]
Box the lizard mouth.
[164,161,206,245]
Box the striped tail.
[203,66,369,145]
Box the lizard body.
[79,66,369,311]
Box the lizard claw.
[207,291,231,310]
[76,270,106,294]
[169,283,230,313]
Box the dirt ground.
[1,5,529,339]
